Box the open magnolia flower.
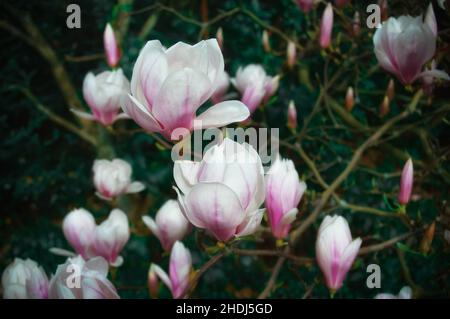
[316,215,362,292]
[151,241,192,299]
[174,138,265,242]
[231,64,279,114]
[53,208,130,267]
[73,69,130,125]
[93,158,145,201]
[48,256,119,299]
[265,155,307,239]
[121,39,249,141]
[373,4,449,85]
[142,199,190,251]
[1,258,49,299]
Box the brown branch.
[290,90,423,246]
[257,246,289,299]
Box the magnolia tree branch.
[257,247,289,299]
[289,90,424,246]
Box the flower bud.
[398,158,413,205]
[379,0,389,22]
[262,30,271,52]
[352,12,361,37]
[335,0,350,7]
[103,23,121,68]
[142,199,190,251]
[63,208,96,259]
[286,41,297,70]
[216,27,224,49]
[345,86,355,111]
[379,95,390,118]
[295,0,314,13]
[420,222,435,255]
[386,79,395,101]
[151,241,192,299]
[316,215,362,291]
[319,3,334,49]
[148,265,159,298]
[1,258,49,299]
[287,100,298,130]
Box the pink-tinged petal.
[151,264,172,292]
[235,209,264,237]
[280,208,298,226]
[169,241,192,299]
[335,237,362,289]
[241,85,265,113]
[196,100,250,129]
[184,182,246,242]
[142,216,160,238]
[425,3,437,37]
[121,94,163,132]
[398,158,413,205]
[152,68,212,134]
[320,3,334,49]
[418,69,450,81]
[173,160,201,194]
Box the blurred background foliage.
[0,0,449,298]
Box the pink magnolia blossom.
[231,64,279,114]
[121,39,249,141]
[48,256,119,299]
[316,215,362,291]
[103,23,121,68]
[1,258,49,299]
[73,69,130,126]
[174,138,265,242]
[265,156,306,239]
[151,241,192,299]
[93,158,145,200]
[398,158,413,205]
[319,3,334,49]
[142,199,190,251]
[287,100,297,130]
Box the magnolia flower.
[398,158,413,205]
[142,199,190,251]
[375,286,413,299]
[422,60,450,94]
[93,158,145,200]
[48,256,119,299]
[316,215,362,292]
[287,100,297,130]
[63,208,96,259]
[295,0,314,13]
[1,258,49,299]
[121,39,249,141]
[73,69,130,126]
[60,208,130,267]
[211,70,230,104]
[373,5,449,85]
[147,265,159,298]
[151,241,192,299]
[345,86,355,111]
[93,209,130,266]
[103,23,120,68]
[174,138,265,242]
[265,156,307,239]
[319,3,334,49]
[231,64,279,114]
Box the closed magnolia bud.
[398,158,413,205]
[151,241,192,299]
[335,0,350,7]
[287,100,298,130]
[1,258,49,299]
[148,265,159,298]
[142,199,190,251]
[345,86,355,111]
[93,209,130,266]
[103,23,121,68]
[48,256,119,299]
[265,156,307,239]
[425,4,438,38]
[352,12,361,37]
[286,41,297,70]
[74,69,130,126]
[320,3,334,49]
[316,215,362,291]
[63,208,96,259]
[379,0,389,22]
[386,79,395,101]
[295,0,314,13]
[262,30,271,52]
[93,159,145,200]
[379,96,390,118]
[420,222,436,255]
[216,27,224,49]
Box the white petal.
[126,181,146,193]
[196,100,250,129]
